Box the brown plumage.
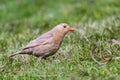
[9,23,76,59]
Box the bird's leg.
[37,57,42,61]
[43,57,47,60]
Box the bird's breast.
[54,35,64,44]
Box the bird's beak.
[68,27,76,31]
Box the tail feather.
[9,49,33,58]
[9,51,22,58]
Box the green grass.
[0,0,120,80]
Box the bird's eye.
[63,25,67,28]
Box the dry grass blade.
[90,44,113,65]
[100,50,112,62]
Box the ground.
[0,0,120,80]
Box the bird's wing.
[22,33,53,50]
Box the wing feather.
[22,33,53,50]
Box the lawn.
[0,0,120,80]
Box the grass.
[0,0,120,80]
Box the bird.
[9,23,76,60]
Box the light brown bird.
[9,23,76,60]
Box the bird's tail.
[9,51,22,58]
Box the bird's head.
[53,23,76,34]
